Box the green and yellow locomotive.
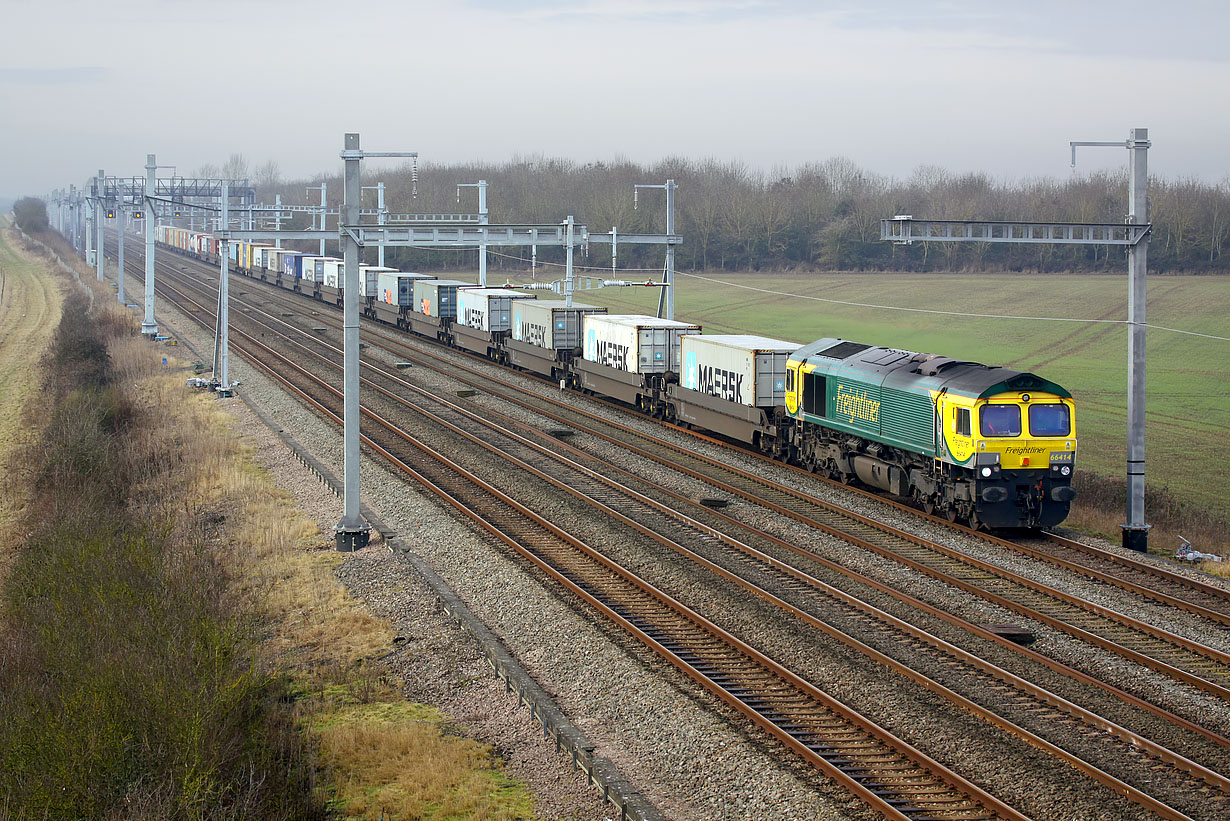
[784,338,1076,530]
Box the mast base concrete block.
[334,526,371,552]
[1121,525,1150,553]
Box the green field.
[560,270,1230,521]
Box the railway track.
[135,259,1031,820]
[117,248,1230,818]
[155,254,1230,703]
[151,244,1230,629]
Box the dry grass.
[0,221,64,580]
[310,702,536,821]
[148,342,540,818]
[1,274,539,818]
[1067,469,1230,565]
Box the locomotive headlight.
[1060,465,1071,476]
[980,466,993,478]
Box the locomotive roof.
[790,338,1071,399]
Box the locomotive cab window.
[803,372,826,416]
[786,368,795,393]
[954,407,970,437]
[1029,403,1070,437]
[980,404,1021,437]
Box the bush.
[12,197,48,234]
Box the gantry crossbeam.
[881,217,1150,246]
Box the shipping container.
[322,259,342,289]
[376,270,435,306]
[680,334,797,408]
[582,315,701,374]
[413,279,475,319]
[511,300,606,350]
[282,251,305,279]
[359,265,396,297]
[250,245,274,272]
[298,255,327,283]
[456,288,536,332]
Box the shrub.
[12,197,48,234]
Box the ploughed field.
[571,270,1230,522]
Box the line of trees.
[203,155,1230,275]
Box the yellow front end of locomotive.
[971,391,1077,471]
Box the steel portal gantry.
[215,133,682,552]
[880,127,1154,552]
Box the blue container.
[282,252,304,280]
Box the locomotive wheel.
[922,498,936,516]
[968,512,983,532]
[945,507,960,522]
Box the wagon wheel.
[945,507,960,522]
[922,498,936,516]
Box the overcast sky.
[3,0,1228,198]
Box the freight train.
[156,226,1077,530]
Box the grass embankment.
[0,226,539,819]
[575,270,1230,561]
[0,218,62,578]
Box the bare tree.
[255,160,281,189]
[221,153,249,181]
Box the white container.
[512,300,606,350]
[359,265,396,298]
[323,259,346,290]
[251,245,275,272]
[298,255,325,283]
[376,270,435,306]
[457,288,536,332]
[681,334,798,407]
[583,314,701,374]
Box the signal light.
[106,210,115,219]
[132,211,143,219]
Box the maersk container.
[413,279,475,319]
[681,334,798,408]
[582,315,701,374]
[376,270,435,306]
[512,300,606,350]
[456,288,536,332]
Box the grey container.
[413,278,475,319]
[512,300,607,349]
[376,270,435,306]
[680,334,798,407]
